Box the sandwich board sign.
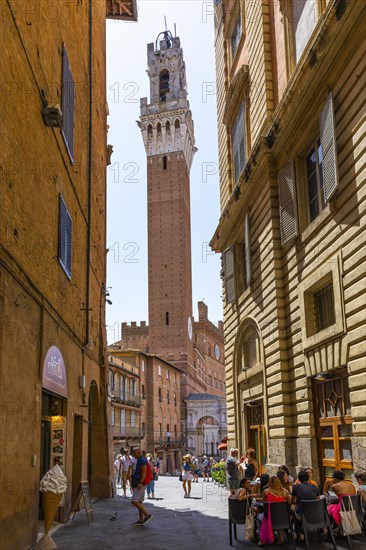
[71,481,93,523]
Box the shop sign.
[43,346,68,398]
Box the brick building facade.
[113,33,226,456]
[211,0,366,481]
[0,2,137,548]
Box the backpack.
[143,461,153,485]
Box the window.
[130,379,136,397]
[231,103,246,183]
[58,195,72,278]
[174,392,177,405]
[174,373,176,384]
[111,407,115,426]
[142,384,146,399]
[130,411,135,427]
[174,424,177,436]
[313,281,335,333]
[141,359,145,373]
[167,391,170,404]
[242,213,252,289]
[61,44,75,162]
[166,370,169,380]
[306,140,325,222]
[292,0,317,63]
[159,69,169,101]
[223,247,236,303]
[158,365,161,376]
[159,423,162,436]
[163,156,167,169]
[231,14,242,58]
[165,311,169,325]
[120,409,125,429]
[158,388,162,402]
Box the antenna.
[164,15,167,31]
[174,23,177,37]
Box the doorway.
[314,370,353,481]
[247,402,267,474]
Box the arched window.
[157,122,162,136]
[242,326,261,370]
[163,156,167,169]
[175,119,180,129]
[147,124,153,138]
[166,120,171,134]
[165,311,169,324]
[159,69,169,101]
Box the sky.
[106,1,222,344]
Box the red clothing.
[266,492,286,502]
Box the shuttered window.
[243,213,252,288]
[232,103,246,183]
[278,160,298,245]
[59,195,72,279]
[320,93,339,201]
[224,247,236,303]
[61,44,75,162]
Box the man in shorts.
[131,448,153,526]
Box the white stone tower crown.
[139,31,197,169]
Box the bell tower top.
[139,32,196,169]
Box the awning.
[217,442,227,450]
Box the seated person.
[354,470,366,505]
[292,471,320,540]
[277,468,293,494]
[229,478,253,501]
[252,473,270,501]
[257,476,291,546]
[327,470,356,527]
[294,467,319,489]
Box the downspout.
[85,0,93,347]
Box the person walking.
[181,454,194,498]
[114,454,122,488]
[120,449,133,497]
[145,453,156,499]
[226,448,240,494]
[130,448,153,526]
[192,456,199,483]
[202,455,209,481]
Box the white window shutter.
[278,160,298,245]
[224,247,236,303]
[320,92,339,201]
[244,213,252,286]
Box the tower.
[139,31,198,394]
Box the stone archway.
[197,415,220,457]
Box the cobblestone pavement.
[52,476,366,550]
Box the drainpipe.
[85,0,93,347]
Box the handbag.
[260,503,275,544]
[244,501,255,540]
[340,496,362,536]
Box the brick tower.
[139,32,198,396]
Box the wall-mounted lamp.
[314,372,334,381]
[42,104,63,128]
[79,375,86,389]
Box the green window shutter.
[244,213,252,286]
[278,160,298,245]
[224,247,236,303]
[320,92,339,201]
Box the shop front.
[40,346,68,520]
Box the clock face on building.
[188,316,193,341]
[214,343,220,361]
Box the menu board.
[50,417,66,470]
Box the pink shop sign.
[42,346,68,398]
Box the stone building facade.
[186,394,227,460]
[211,0,366,482]
[107,348,185,474]
[0,2,137,548]
[108,354,143,457]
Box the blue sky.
[106,1,222,344]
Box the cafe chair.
[262,501,296,550]
[228,498,247,546]
[301,499,337,550]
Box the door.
[315,371,353,480]
[247,403,267,474]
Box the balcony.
[111,389,141,407]
[112,426,144,439]
[155,438,185,450]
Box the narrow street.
[51,477,366,550]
